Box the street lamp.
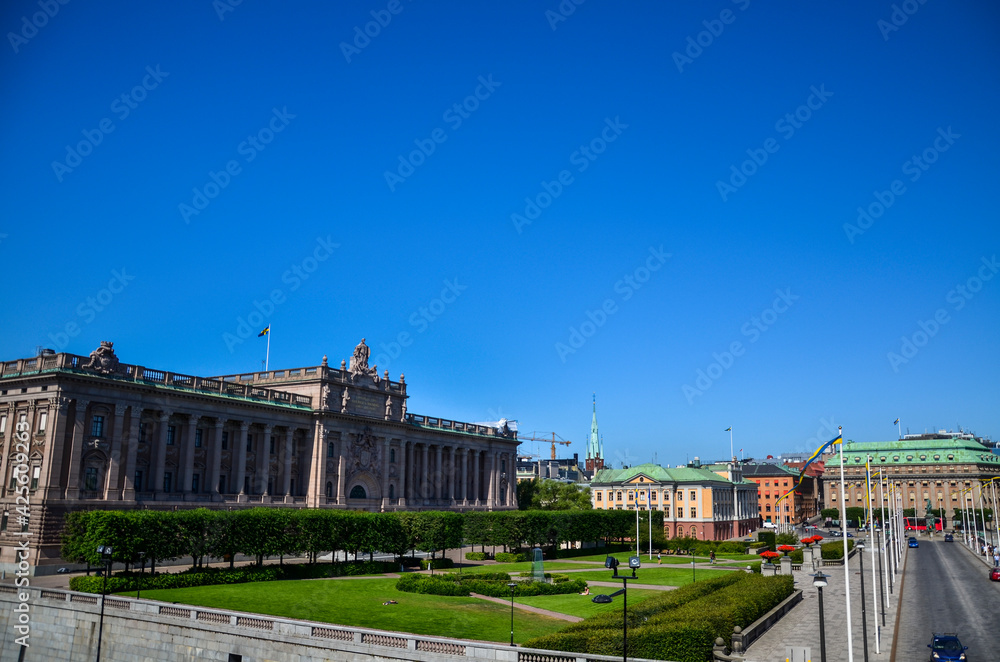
[593,555,639,662]
[690,548,696,583]
[136,550,146,599]
[507,581,517,646]
[856,541,869,662]
[812,571,828,662]
[96,544,113,662]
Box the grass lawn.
[716,553,765,561]
[560,551,696,565]
[515,588,661,619]
[119,577,568,644]
[568,566,735,587]
[448,561,602,573]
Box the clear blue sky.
[2,1,998,466]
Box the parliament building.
[0,340,520,573]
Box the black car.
[944,533,954,542]
[927,633,967,661]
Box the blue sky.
[2,1,998,466]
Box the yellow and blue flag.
[724,426,732,432]
[893,418,899,425]
[776,432,842,508]
[258,326,270,337]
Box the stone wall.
[0,584,659,662]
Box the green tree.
[520,479,592,510]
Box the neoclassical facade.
[0,340,519,572]
[589,461,759,540]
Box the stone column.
[208,420,223,498]
[422,444,430,500]
[434,445,443,501]
[459,449,468,504]
[381,438,392,511]
[152,412,170,494]
[122,408,141,501]
[104,404,128,500]
[486,451,496,509]
[306,421,326,508]
[398,440,408,506]
[472,450,480,506]
[183,415,198,493]
[282,428,294,498]
[63,400,89,499]
[258,424,272,496]
[41,398,71,500]
[507,453,515,507]
[447,447,456,502]
[235,421,249,498]
[336,452,346,504]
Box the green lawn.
[448,561,602,573]
[559,551,697,565]
[568,566,734,587]
[515,588,661,619]
[119,577,568,644]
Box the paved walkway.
[469,592,583,622]
[745,542,906,662]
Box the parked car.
[927,633,967,661]
[909,537,919,548]
[990,567,1000,582]
[56,567,69,574]
[944,533,954,542]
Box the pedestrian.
[994,550,999,567]
[656,552,662,565]
[709,550,716,565]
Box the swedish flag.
[776,433,842,508]
[258,326,270,337]
[893,418,899,425]
[724,426,732,432]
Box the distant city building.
[0,340,519,573]
[589,459,758,540]
[822,434,1000,519]
[585,395,604,475]
[516,454,586,483]
[742,463,810,525]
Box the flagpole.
[866,458,879,653]
[896,418,901,439]
[729,427,733,461]
[265,325,271,372]
[837,427,854,662]
[648,489,652,561]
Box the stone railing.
[406,414,517,439]
[0,585,662,662]
[210,363,407,396]
[0,352,311,409]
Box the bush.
[396,572,586,597]
[494,552,523,563]
[69,561,396,594]
[420,558,454,570]
[775,532,798,545]
[758,531,776,551]
[820,539,855,560]
[464,552,489,561]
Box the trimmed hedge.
[69,560,396,594]
[464,552,489,561]
[494,552,524,563]
[420,558,454,570]
[526,573,795,662]
[821,539,855,560]
[395,572,587,598]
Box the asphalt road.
[894,538,1000,661]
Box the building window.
[195,429,203,448]
[596,492,602,501]
[616,491,622,501]
[390,449,396,463]
[219,476,226,494]
[350,485,366,499]
[221,431,229,450]
[326,481,333,498]
[677,491,683,501]
[766,505,772,512]
[192,474,200,493]
[38,411,47,433]
[0,415,6,434]
[244,476,250,494]
[30,466,39,490]
[389,484,395,499]
[167,426,176,445]
[135,471,143,492]
[0,511,6,531]
[163,472,173,493]
[91,416,105,438]
[246,434,253,452]
[270,436,276,455]
[690,490,696,501]
[651,492,657,501]
[85,467,99,491]
[501,459,506,472]
[628,492,633,501]
[690,507,696,518]
[327,442,335,458]
[664,491,670,501]
[139,422,147,443]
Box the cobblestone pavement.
[745,542,905,662]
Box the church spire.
[586,393,604,474]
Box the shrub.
[494,552,522,563]
[395,572,586,597]
[820,539,854,559]
[789,549,804,564]
[758,531,776,551]
[464,552,489,561]
[420,558,454,570]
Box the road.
[894,538,1000,661]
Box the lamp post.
[812,571,828,662]
[96,544,113,662]
[136,550,145,599]
[507,581,517,646]
[856,541,869,662]
[690,548,696,583]
[597,555,640,662]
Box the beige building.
[589,461,759,540]
[0,340,519,572]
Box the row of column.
[394,441,515,508]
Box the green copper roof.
[592,462,734,485]
[824,439,1000,468]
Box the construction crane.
[519,432,574,460]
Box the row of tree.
[61,507,655,570]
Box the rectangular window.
[390,448,396,463]
[327,442,334,458]
[222,431,229,450]
[651,492,657,501]
[167,426,176,445]
[0,415,6,434]
[192,474,200,493]
[596,492,602,501]
[30,466,39,490]
[0,512,7,531]
[270,436,276,455]
[690,490,696,501]
[246,433,253,451]
[38,411,47,433]
[677,491,683,501]
[139,422,147,442]
[163,472,172,493]
[195,429,203,448]
[135,471,143,492]
[244,476,250,493]
[501,459,506,472]
[85,467,99,491]
[690,507,696,518]
[664,491,669,501]
[219,476,226,494]
[91,415,105,437]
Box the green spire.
[587,393,603,460]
